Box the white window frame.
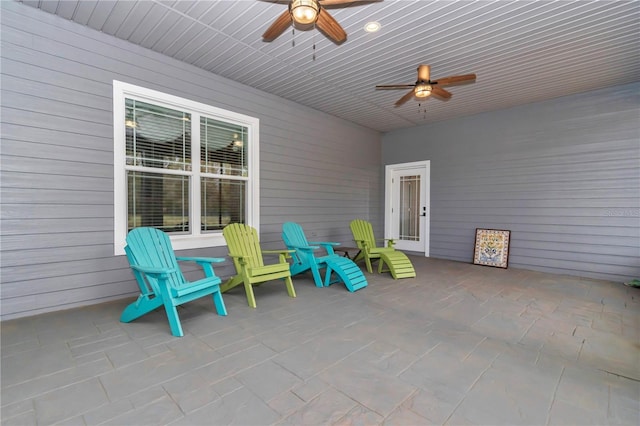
[113,81,259,255]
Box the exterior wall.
[0,2,381,320]
[382,83,640,283]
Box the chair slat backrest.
[350,219,376,250]
[124,245,159,296]
[223,223,265,269]
[282,222,311,264]
[126,227,186,288]
[282,222,308,247]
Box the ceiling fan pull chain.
[292,28,295,47]
[312,28,316,61]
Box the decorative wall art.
[473,228,511,268]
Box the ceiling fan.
[376,65,476,107]
[262,0,374,45]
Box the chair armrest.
[309,241,339,255]
[263,249,295,263]
[130,264,176,278]
[308,241,340,246]
[176,256,226,264]
[228,253,253,266]
[353,239,369,248]
[263,249,295,255]
[373,238,395,248]
[176,256,226,277]
[228,253,248,258]
[288,244,320,252]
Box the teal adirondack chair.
[282,222,367,292]
[121,227,227,337]
[350,219,416,279]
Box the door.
[385,161,430,255]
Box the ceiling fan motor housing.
[289,0,320,26]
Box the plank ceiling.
[18,0,640,132]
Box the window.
[113,81,259,255]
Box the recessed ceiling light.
[364,21,381,33]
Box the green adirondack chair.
[221,223,296,308]
[282,222,367,292]
[121,227,227,337]
[350,219,416,279]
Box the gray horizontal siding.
[0,1,381,320]
[383,83,640,283]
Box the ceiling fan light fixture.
[414,83,432,98]
[290,0,320,25]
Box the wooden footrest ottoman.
[378,251,416,279]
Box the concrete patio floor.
[2,257,639,425]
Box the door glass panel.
[399,175,420,241]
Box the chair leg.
[310,263,324,288]
[221,275,243,293]
[378,257,386,274]
[364,256,374,273]
[163,302,184,337]
[212,290,228,316]
[324,265,335,287]
[284,276,296,298]
[244,281,258,309]
[120,294,164,323]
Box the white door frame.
[385,160,430,256]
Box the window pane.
[128,171,189,233]
[200,117,247,177]
[126,99,191,171]
[201,177,245,231]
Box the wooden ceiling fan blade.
[417,65,430,82]
[431,86,452,100]
[262,10,293,42]
[315,8,347,44]
[395,90,416,107]
[434,74,476,86]
[376,84,415,90]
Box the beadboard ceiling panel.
[18,0,640,132]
